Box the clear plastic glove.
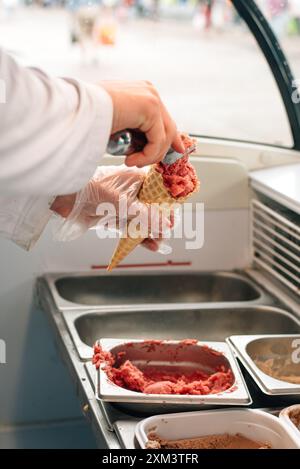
[51,165,175,253]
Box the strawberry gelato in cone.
[107,134,200,271]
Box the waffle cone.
[138,165,189,205]
[107,235,144,271]
[107,166,199,270]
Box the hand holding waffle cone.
[107,134,200,270]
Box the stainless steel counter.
[36,269,300,449]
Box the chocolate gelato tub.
[95,338,251,413]
[136,409,300,449]
[227,335,300,395]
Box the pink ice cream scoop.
[107,130,198,200]
[156,135,198,199]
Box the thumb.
[127,201,173,239]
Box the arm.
[0,48,113,248]
[0,50,183,249]
[0,49,113,196]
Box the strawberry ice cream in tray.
[93,339,251,413]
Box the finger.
[50,194,76,218]
[142,238,172,255]
[125,138,167,167]
[126,117,168,167]
[159,101,185,154]
[170,209,175,228]
[172,132,185,154]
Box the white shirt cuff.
[0,195,54,250]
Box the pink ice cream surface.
[93,341,234,396]
[156,135,198,199]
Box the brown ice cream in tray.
[280,404,300,437]
[289,408,300,431]
[135,409,300,449]
[146,432,271,449]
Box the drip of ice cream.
[92,340,234,396]
[156,134,198,199]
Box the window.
[258,0,300,106]
[0,1,293,146]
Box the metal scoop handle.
[107,130,195,164]
[107,130,147,156]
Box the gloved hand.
[51,165,174,253]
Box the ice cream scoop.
[107,130,196,165]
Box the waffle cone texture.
[107,166,200,270]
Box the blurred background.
[0,0,299,146]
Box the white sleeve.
[0,48,113,196]
[0,49,113,249]
[0,195,54,251]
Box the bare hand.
[100,80,185,167]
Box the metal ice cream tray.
[95,338,252,413]
[227,335,300,396]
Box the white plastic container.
[280,405,300,439]
[136,409,300,449]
